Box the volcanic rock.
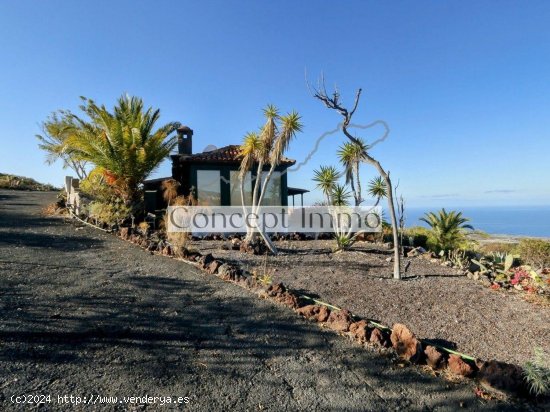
[448,354,476,377]
[390,323,423,362]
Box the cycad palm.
[420,208,474,251]
[68,95,179,205]
[337,138,368,205]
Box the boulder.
[230,238,241,250]
[478,360,527,396]
[206,260,222,275]
[390,324,423,363]
[349,320,370,343]
[448,354,476,377]
[119,227,131,240]
[424,345,446,369]
[369,328,391,348]
[297,305,318,319]
[147,241,157,252]
[326,309,353,332]
[198,253,214,269]
[317,305,330,322]
[275,292,301,309]
[266,283,286,297]
[218,263,240,281]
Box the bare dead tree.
[310,77,402,279]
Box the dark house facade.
[144,126,307,211]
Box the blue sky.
[1,0,550,207]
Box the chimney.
[177,126,193,155]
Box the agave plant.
[420,208,474,252]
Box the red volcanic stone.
[316,306,330,322]
[296,305,331,322]
[119,227,130,240]
[266,283,286,297]
[390,324,423,363]
[370,328,391,348]
[327,309,352,332]
[448,354,476,377]
[276,292,300,309]
[198,253,214,269]
[424,345,446,369]
[206,260,222,275]
[218,263,239,281]
[478,360,526,395]
[349,320,370,343]
[297,305,319,319]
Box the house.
[144,126,308,211]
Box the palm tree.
[67,95,179,206]
[420,208,474,252]
[331,184,351,206]
[238,105,302,253]
[337,138,368,205]
[312,165,340,204]
[36,111,89,180]
[367,176,387,206]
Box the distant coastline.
[405,205,550,239]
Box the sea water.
[404,206,550,238]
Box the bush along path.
[112,225,548,407]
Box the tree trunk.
[354,161,362,206]
[342,129,401,279]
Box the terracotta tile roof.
[176,145,295,166]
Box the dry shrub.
[478,242,517,255]
[518,239,550,269]
[164,193,196,257]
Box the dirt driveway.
[0,190,519,411]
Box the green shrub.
[517,239,550,269]
[403,226,430,248]
[87,199,131,228]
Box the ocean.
[404,206,550,238]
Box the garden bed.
[192,239,550,366]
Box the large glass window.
[230,171,252,206]
[197,170,221,206]
[261,171,281,206]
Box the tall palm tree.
[67,95,179,206]
[312,165,340,205]
[238,105,302,253]
[420,208,474,251]
[367,176,387,206]
[337,138,368,206]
